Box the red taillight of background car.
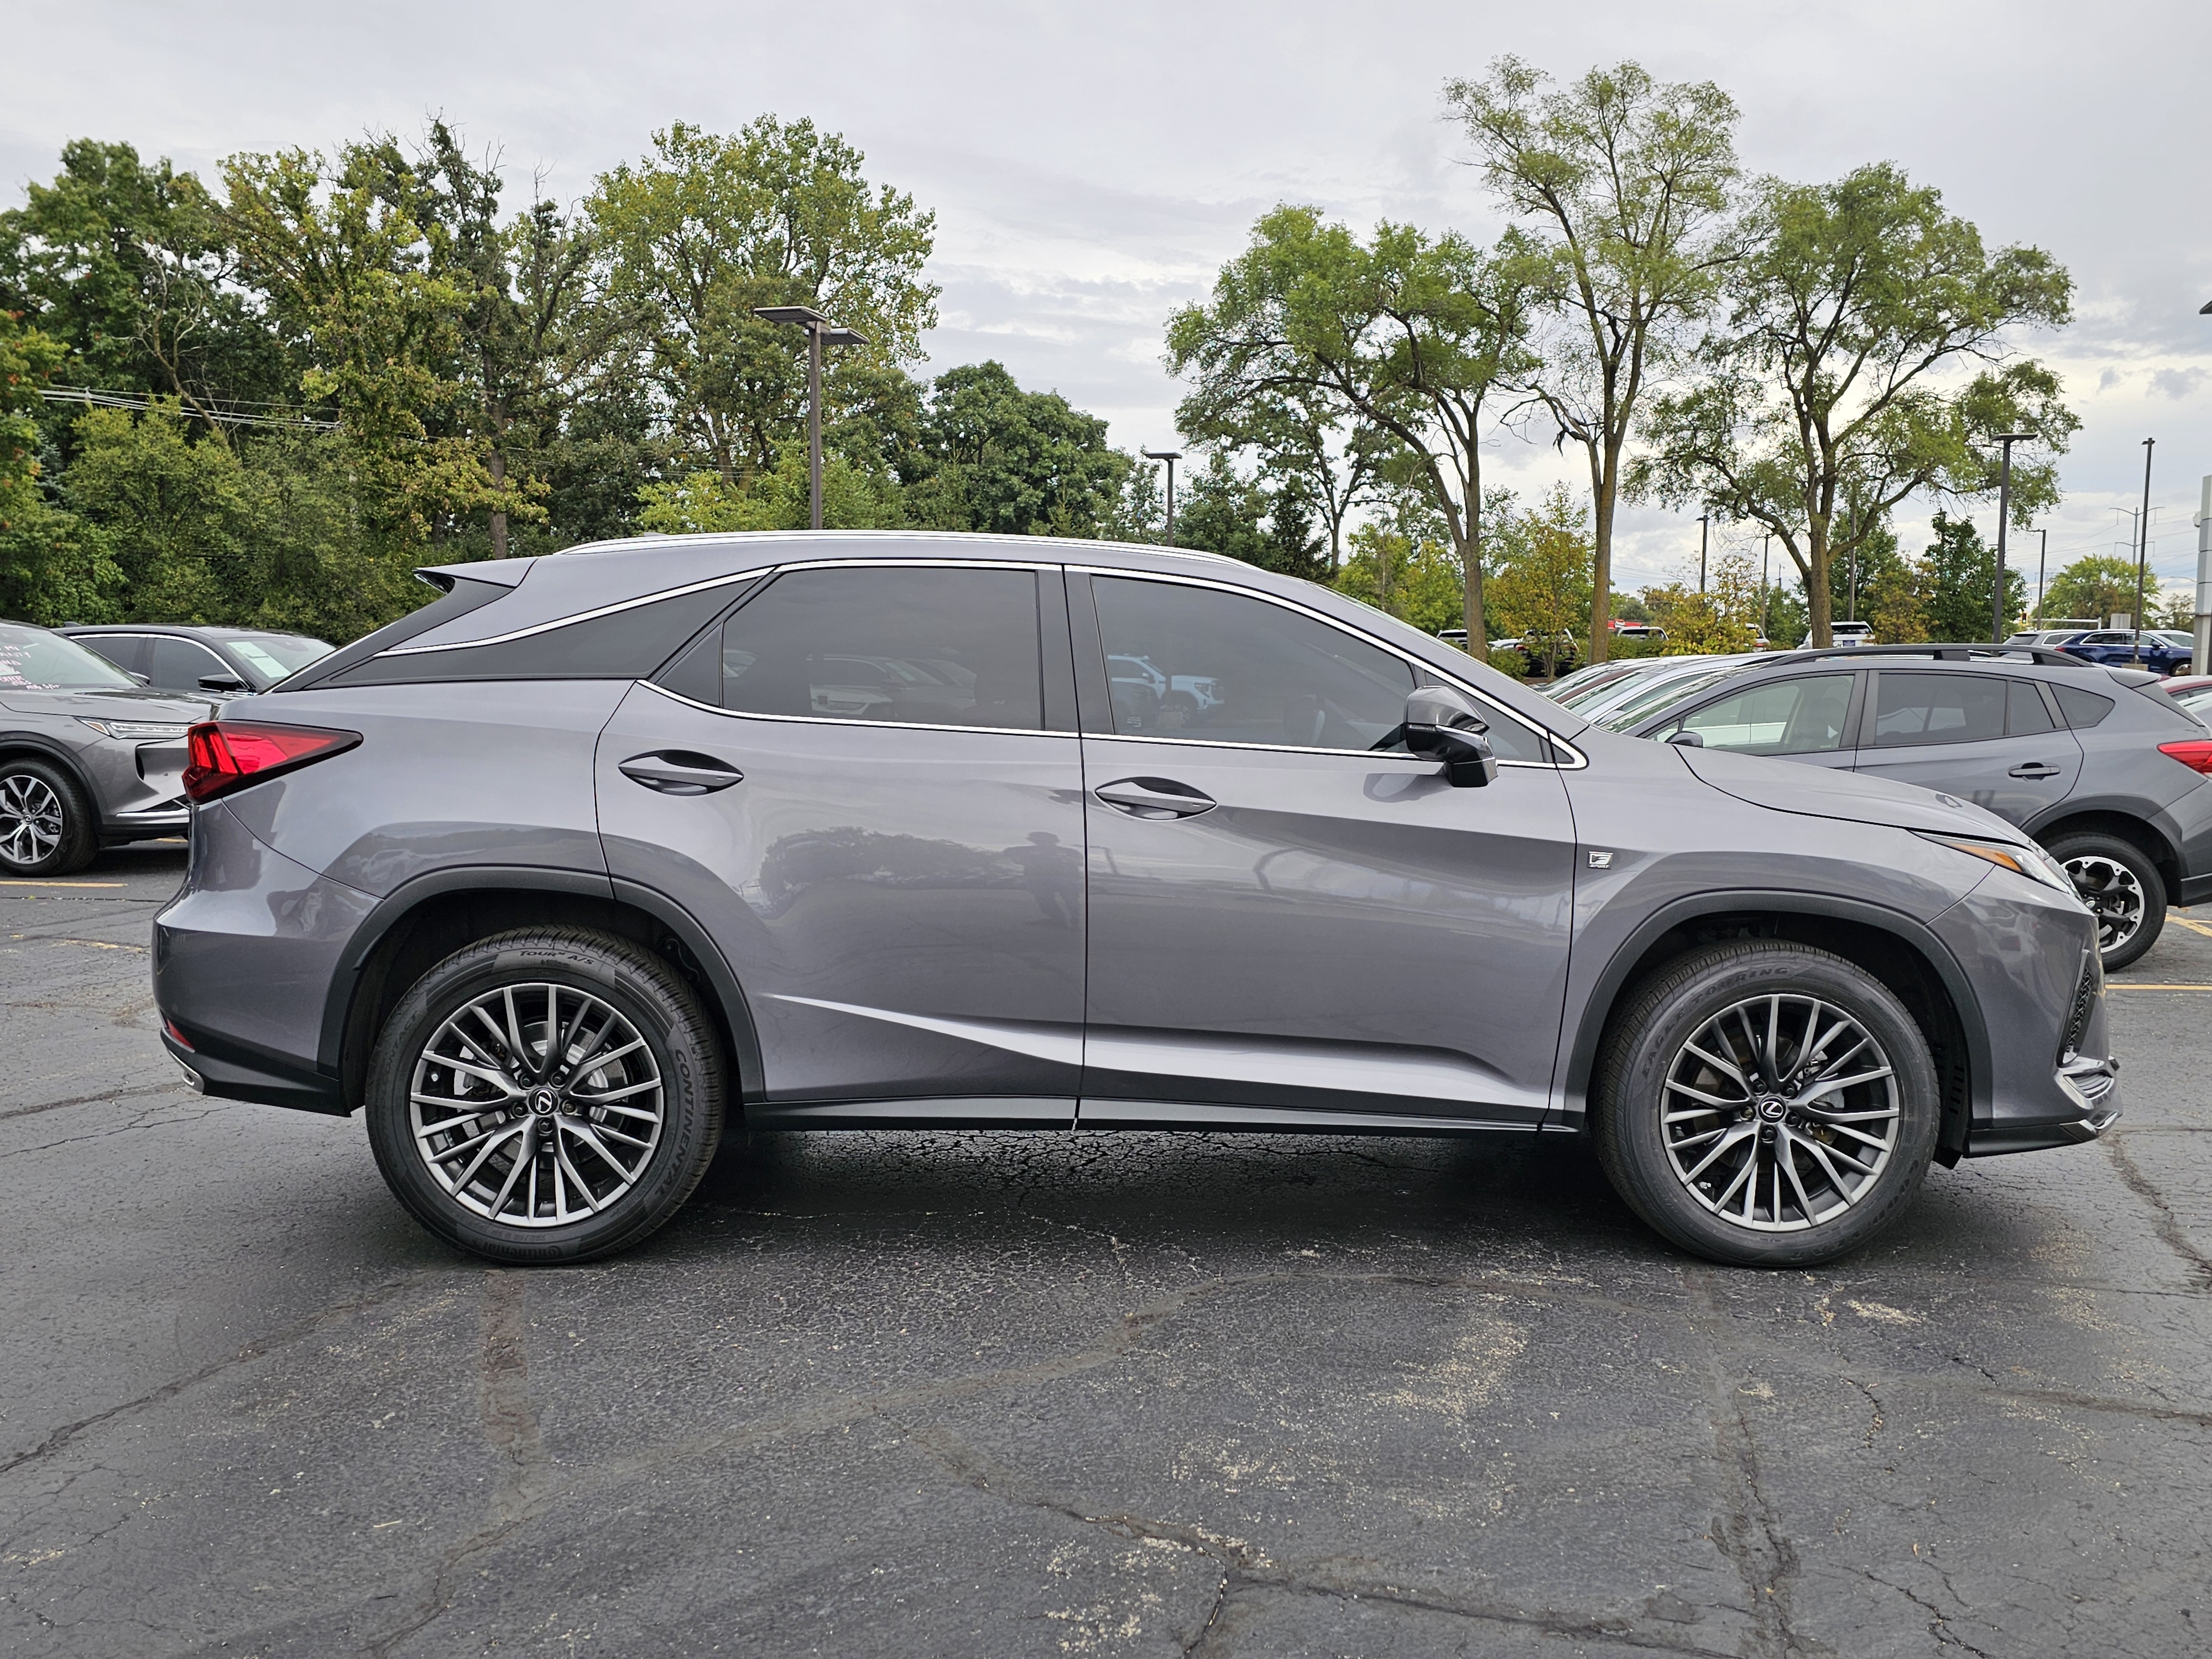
[182,721,361,803]
[2156,739,2212,777]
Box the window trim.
[1070,565,1583,770]
[640,556,1072,740]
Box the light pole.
[2134,437,2156,665]
[1990,432,2032,642]
[1141,448,1182,545]
[2033,526,2048,624]
[1697,514,1709,596]
[753,305,868,530]
[1760,532,1771,644]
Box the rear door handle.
[1093,778,1216,818]
[619,752,744,795]
[2007,761,2064,780]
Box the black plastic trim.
[163,1024,346,1115]
[278,577,507,693]
[0,733,107,829]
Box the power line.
[36,385,339,432]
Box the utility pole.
[1697,514,1709,596]
[2196,476,2212,672]
[1848,545,1859,624]
[1991,432,2032,641]
[2034,527,2048,624]
[752,305,868,530]
[1760,533,1771,644]
[2135,439,2156,664]
[1141,448,1182,546]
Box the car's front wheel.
[1594,942,1940,1267]
[365,928,726,1264]
[0,757,96,876]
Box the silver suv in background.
[155,534,2117,1270]
[0,622,211,874]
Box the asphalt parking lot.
[3,844,2209,1658]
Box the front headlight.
[1917,831,2076,896]
[78,718,192,742]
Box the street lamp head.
[1141,448,1182,462]
[752,304,827,327]
[2200,300,2212,315]
[816,327,868,347]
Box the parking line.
[2166,914,2212,941]
[0,879,127,889]
[2107,983,2212,992]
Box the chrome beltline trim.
[633,676,1074,740]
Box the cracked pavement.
[2,844,2209,1656]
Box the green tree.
[1446,58,1740,662]
[1486,484,1593,675]
[1336,521,1463,635]
[588,118,937,488]
[1632,163,2077,645]
[2042,553,2156,629]
[907,360,1130,535]
[1919,510,2026,640]
[1176,374,1384,571]
[1168,206,1546,661]
[0,306,117,623]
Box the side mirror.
[199,675,251,693]
[127,670,151,686]
[1665,729,1704,748]
[1404,684,1498,787]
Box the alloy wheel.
[2064,854,2145,954]
[0,773,64,867]
[409,982,665,1228]
[1661,993,1901,1232]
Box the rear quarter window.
[2052,685,2115,729]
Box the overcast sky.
[8,0,2210,599]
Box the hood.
[0,686,215,723]
[1677,744,2021,841]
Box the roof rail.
[1761,642,2090,668]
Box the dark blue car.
[2062,629,2193,675]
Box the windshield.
[0,623,139,691]
[1552,661,1668,711]
[1596,662,1752,731]
[219,634,334,684]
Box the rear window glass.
[2053,685,2116,729]
[720,566,1044,729]
[2006,680,2056,735]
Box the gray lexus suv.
[153,534,2119,1269]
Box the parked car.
[1552,654,1760,727]
[1608,623,1667,645]
[2158,675,2212,726]
[1604,643,2212,969]
[155,535,2117,1272]
[2060,629,2192,676]
[2006,627,2094,649]
[61,624,335,697]
[1798,621,1874,648]
[0,621,213,874]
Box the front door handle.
[1093,777,1216,819]
[2008,761,2064,780]
[619,751,744,795]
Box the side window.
[2006,679,2057,736]
[149,637,230,692]
[718,566,1044,729]
[1656,675,1854,755]
[2053,684,2116,729]
[75,635,148,678]
[1870,673,2005,748]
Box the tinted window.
[71,634,149,677]
[720,566,1042,729]
[1871,673,2005,748]
[324,583,739,689]
[2053,685,2116,729]
[2006,679,2056,735]
[0,624,137,690]
[148,637,231,691]
[1657,675,1854,755]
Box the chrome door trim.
[632,672,1076,743]
[1070,563,1587,769]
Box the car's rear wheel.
[365,928,725,1264]
[0,758,96,876]
[1594,942,1940,1267]
[2043,830,2163,972]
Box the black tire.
[365,927,725,1264]
[2043,830,2164,972]
[1593,942,1940,1268]
[0,757,97,876]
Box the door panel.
[1854,672,2081,826]
[1078,739,1577,1125]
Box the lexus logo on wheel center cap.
[528,1087,560,1115]
[1757,1097,1788,1121]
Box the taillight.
[2156,738,2212,776]
[182,721,361,802]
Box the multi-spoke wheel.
[366,929,724,1263]
[0,759,95,875]
[2045,831,2164,972]
[1595,942,1940,1267]
[1660,994,1899,1232]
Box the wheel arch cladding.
[0,737,100,812]
[324,870,763,1117]
[2033,808,2180,901]
[1568,893,1984,1166]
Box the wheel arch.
[2028,806,2181,903]
[0,733,102,813]
[321,868,764,1117]
[1563,892,1987,1166]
